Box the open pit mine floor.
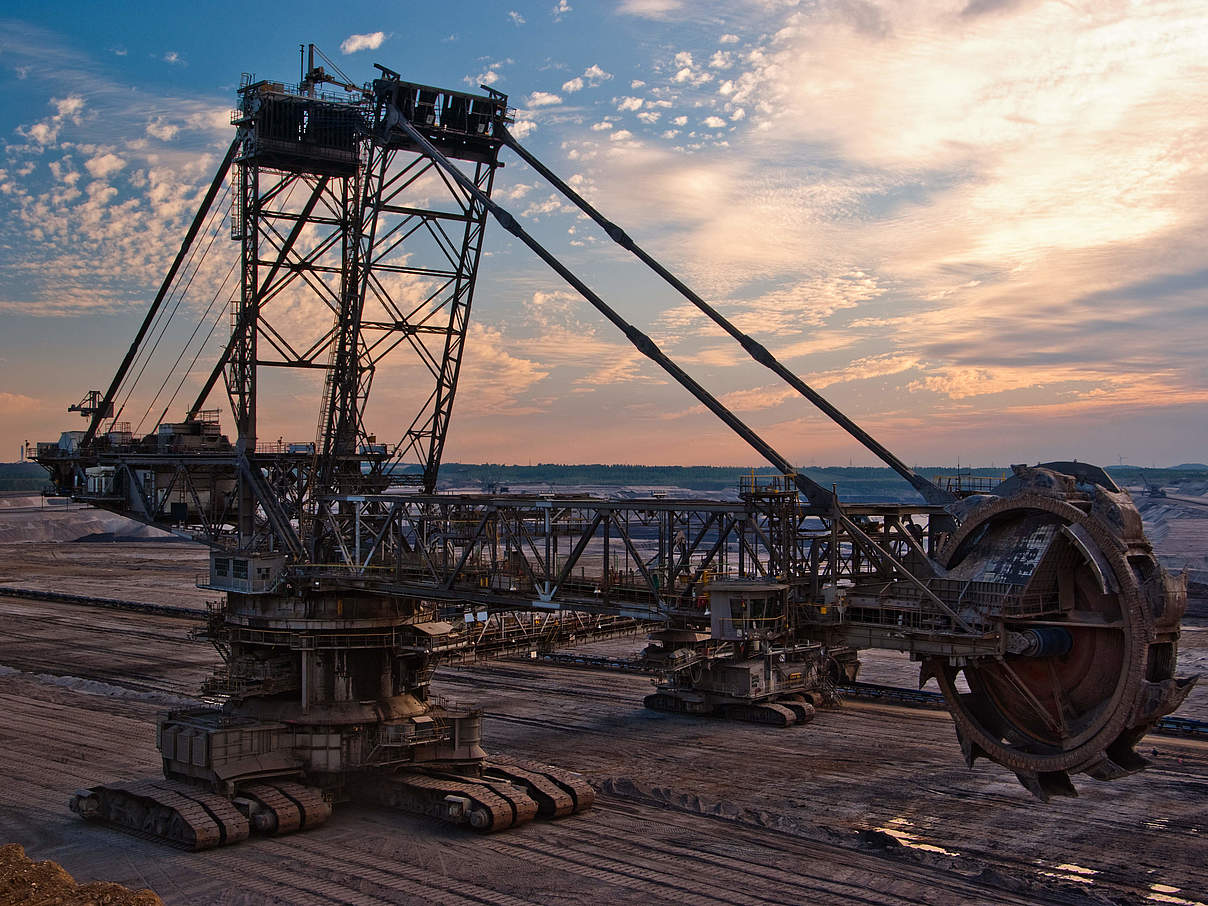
[0,537,1206,905]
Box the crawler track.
[0,585,207,618]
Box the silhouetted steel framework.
[32,48,1195,849]
[64,67,506,566]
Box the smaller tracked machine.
[642,579,843,726]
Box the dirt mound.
[0,507,172,544]
[0,843,163,905]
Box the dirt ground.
[0,497,1205,905]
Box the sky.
[1,0,1206,471]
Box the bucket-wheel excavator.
[34,46,1194,849]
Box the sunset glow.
[1,0,1204,468]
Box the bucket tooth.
[1015,770,1077,802]
[1102,737,1150,775]
[918,659,940,689]
[953,722,988,768]
[1082,754,1134,781]
[1132,676,1199,725]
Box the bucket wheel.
[925,464,1196,799]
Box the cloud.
[55,96,84,118]
[510,118,538,139]
[20,121,56,145]
[583,64,613,84]
[563,65,612,94]
[523,193,570,218]
[84,152,125,178]
[453,325,550,416]
[552,0,571,20]
[617,96,644,112]
[17,95,86,146]
[467,59,512,88]
[162,51,183,65]
[4,7,1207,466]
[145,118,179,141]
[340,32,386,54]
[720,385,798,412]
[809,354,920,391]
[0,392,40,414]
[0,34,235,325]
[526,91,563,107]
[498,182,535,202]
[962,0,1023,16]
[508,10,526,24]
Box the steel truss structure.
[280,490,912,606]
[41,68,505,564]
[242,485,998,659]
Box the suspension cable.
[83,139,239,446]
[138,254,239,435]
[117,181,232,436]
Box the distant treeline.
[5,459,1203,497]
[1106,465,1208,486]
[429,462,992,500]
[429,462,1208,498]
[0,462,48,491]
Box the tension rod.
[392,117,835,511]
[497,126,954,508]
[397,116,972,627]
